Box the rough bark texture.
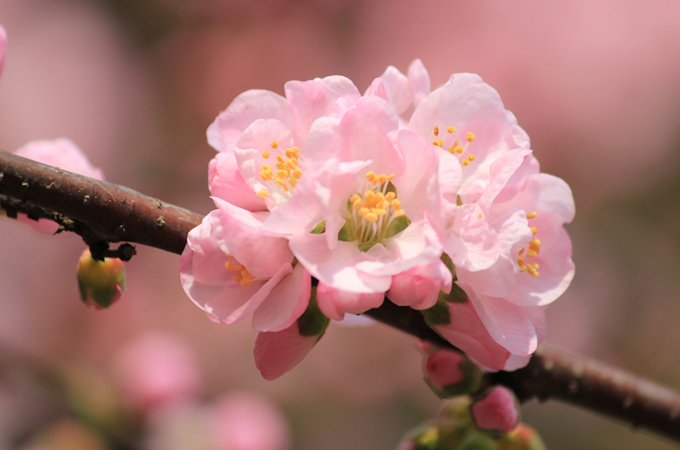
[2,148,680,442]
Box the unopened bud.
[470,386,520,436]
[457,432,496,450]
[496,423,547,450]
[424,349,483,398]
[77,249,125,309]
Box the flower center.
[517,212,541,276]
[225,254,255,287]
[430,126,477,167]
[256,140,303,201]
[341,171,409,250]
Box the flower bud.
[496,423,547,450]
[457,432,496,450]
[76,249,125,309]
[424,349,483,398]
[470,386,520,436]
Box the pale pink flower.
[423,349,466,391]
[114,331,202,412]
[13,138,104,234]
[179,203,310,333]
[470,386,520,434]
[387,259,452,311]
[209,392,291,450]
[0,24,6,80]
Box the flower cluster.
[180,60,574,379]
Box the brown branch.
[2,148,680,443]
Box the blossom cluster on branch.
[179,60,575,380]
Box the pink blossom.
[179,204,310,333]
[114,331,202,412]
[387,260,452,311]
[316,282,384,321]
[209,392,291,450]
[470,386,520,434]
[0,24,6,79]
[13,139,104,234]
[254,322,320,381]
[423,349,466,390]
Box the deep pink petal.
[316,282,384,321]
[434,299,511,371]
[207,90,291,153]
[254,324,318,381]
[387,260,452,310]
[252,264,312,332]
[289,233,391,293]
[209,152,266,212]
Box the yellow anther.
[529,238,541,248]
[526,211,538,219]
[526,250,538,258]
[447,126,456,134]
[365,212,379,222]
[233,274,243,283]
[353,199,362,210]
[256,189,269,198]
[288,179,298,188]
[292,146,301,155]
[375,209,387,215]
[434,126,440,136]
[262,151,270,159]
[467,154,476,161]
[365,171,375,180]
[447,147,456,154]
[240,278,253,287]
[527,267,539,277]
[349,194,360,203]
[276,170,289,179]
[519,265,527,273]
[461,159,470,166]
[285,148,296,158]
[528,263,539,270]
[394,209,405,217]
[466,132,476,142]
[519,248,525,255]
[432,139,444,147]
[478,213,482,219]
[385,192,396,201]
[531,226,538,235]
[275,178,289,191]
[391,199,402,210]
[358,208,369,216]
[271,141,279,149]
[455,146,464,154]
[517,257,525,266]
[378,174,388,183]
[262,164,272,171]
[387,174,395,181]
[276,155,285,163]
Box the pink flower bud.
[114,331,202,412]
[254,323,319,381]
[470,386,520,435]
[76,249,125,309]
[424,349,483,398]
[496,423,547,450]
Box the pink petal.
[407,59,431,109]
[288,233,391,293]
[364,77,391,104]
[434,299,511,371]
[252,264,312,332]
[409,73,505,139]
[456,208,531,298]
[477,149,533,212]
[213,199,293,279]
[254,324,319,381]
[316,282,384,321]
[284,76,359,144]
[208,152,266,212]
[15,138,104,181]
[445,203,500,272]
[377,65,411,115]
[207,89,292,153]
[387,260,452,310]
[464,284,542,356]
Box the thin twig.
[2,148,680,443]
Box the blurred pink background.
[1,0,680,448]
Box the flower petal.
[209,152,266,212]
[407,59,431,109]
[252,264,312,332]
[207,90,292,153]
[387,260,452,310]
[316,282,384,321]
[254,324,318,381]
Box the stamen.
[526,211,538,219]
[466,132,476,142]
[432,140,443,147]
[434,126,440,136]
[531,226,537,235]
[256,190,269,198]
[447,126,456,134]
[271,141,279,149]
[262,151,270,159]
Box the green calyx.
[297,287,330,340]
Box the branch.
[2,149,680,442]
